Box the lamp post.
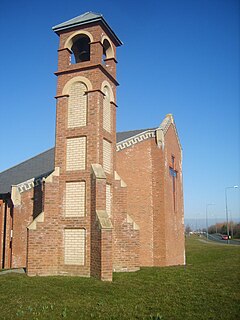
[229,210,234,239]
[225,186,238,244]
[206,203,215,240]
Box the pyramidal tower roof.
[52,11,122,46]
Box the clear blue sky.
[0,0,239,221]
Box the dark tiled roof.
[0,129,152,194]
[52,12,122,46]
[52,12,103,31]
[116,129,154,142]
[0,149,55,194]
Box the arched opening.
[71,35,90,63]
[102,39,113,64]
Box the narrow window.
[169,156,177,212]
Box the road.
[204,233,240,245]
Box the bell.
[79,50,89,62]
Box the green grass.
[0,237,239,320]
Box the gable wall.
[163,124,185,265]
[116,126,185,267]
[150,138,167,265]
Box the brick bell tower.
[27,12,122,281]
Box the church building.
[0,12,185,281]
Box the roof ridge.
[52,12,122,46]
[52,12,103,31]
[71,11,102,19]
[0,130,155,174]
[0,147,54,175]
[117,128,156,134]
[87,11,103,16]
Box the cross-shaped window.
[169,156,177,212]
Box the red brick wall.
[116,126,185,267]
[27,22,119,279]
[27,173,91,277]
[90,166,113,281]
[0,200,4,268]
[116,139,154,266]
[1,200,13,269]
[163,124,185,265]
[12,188,39,268]
[151,138,167,266]
[100,231,113,281]
[28,175,62,276]
[113,177,140,272]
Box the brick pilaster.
[90,164,113,281]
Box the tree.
[185,224,192,235]
[207,222,240,239]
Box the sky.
[0,0,239,222]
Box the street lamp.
[206,203,215,240]
[225,185,239,244]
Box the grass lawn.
[0,237,239,320]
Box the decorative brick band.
[57,47,72,54]
[110,101,118,108]
[104,57,118,64]
[116,129,156,152]
[16,172,52,194]
[90,40,104,46]
[55,94,69,99]
[55,64,119,86]
[116,115,181,152]
[85,89,105,96]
